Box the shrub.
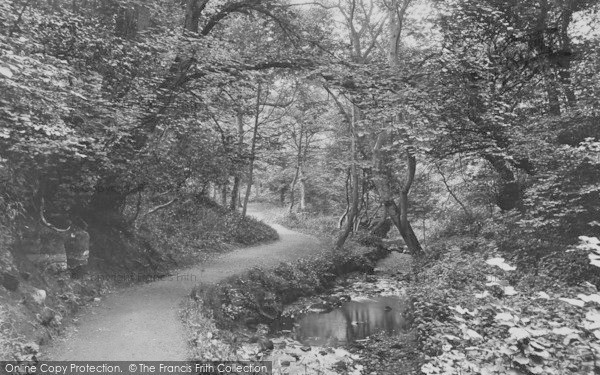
[275,212,338,237]
[140,196,278,267]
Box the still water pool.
[273,296,411,346]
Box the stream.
[273,295,411,346]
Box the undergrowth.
[411,216,600,374]
[138,196,279,266]
[0,304,12,359]
[181,298,238,361]
[275,212,339,238]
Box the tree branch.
[40,198,71,233]
[146,198,178,216]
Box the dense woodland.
[1,0,600,372]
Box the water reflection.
[293,296,410,346]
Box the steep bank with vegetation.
[408,214,600,375]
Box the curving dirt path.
[43,209,322,360]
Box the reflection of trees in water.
[297,296,409,345]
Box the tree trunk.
[371,132,423,255]
[558,4,576,108]
[387,0,411,67]
[289,123,304,213]
[230,178,240,210]
[289,166,299,212]
[482,153,521,211]
[398,147,422,253]
[230,111,244,211]
[299,170,306,211]
[532,0,562,116]
[242,84,261,217]
[184,0,209,33]
[335,106,360,250]
[545,79,562,116]
[279,185,286,206]
[221,182,228,207]
[116,6,138,38]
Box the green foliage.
[140,196,278,264]
[181,293,238,361]
[190,243,390,328]
[275,212,339,237]
[415,234,600,375]
[519,140,600,243]
[0,304,14,359]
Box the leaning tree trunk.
[398,147,423,253]
[482,153,521,211]
[289,126,304,213]
[372,132,423,255]
[335,106,361,250]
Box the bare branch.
[146,198,178,216]
[40,198,70,233]
[435,164,473,218]
[323,86,352,124]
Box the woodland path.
[43,206,322,360]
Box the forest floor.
[42,205,322,360]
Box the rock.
[391,343,403,349]
[255,324,270,336]
[308,303,332,313]
[276,340,287,349]
[300,346,311,352]
[32,288,47,304]
[333,361,348,370]
[281,361,291,367]
[287,352,300,360]
[1,272,19,291]
[20,342,39,355]
[38,307,56,326]
[258,338,274,351]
